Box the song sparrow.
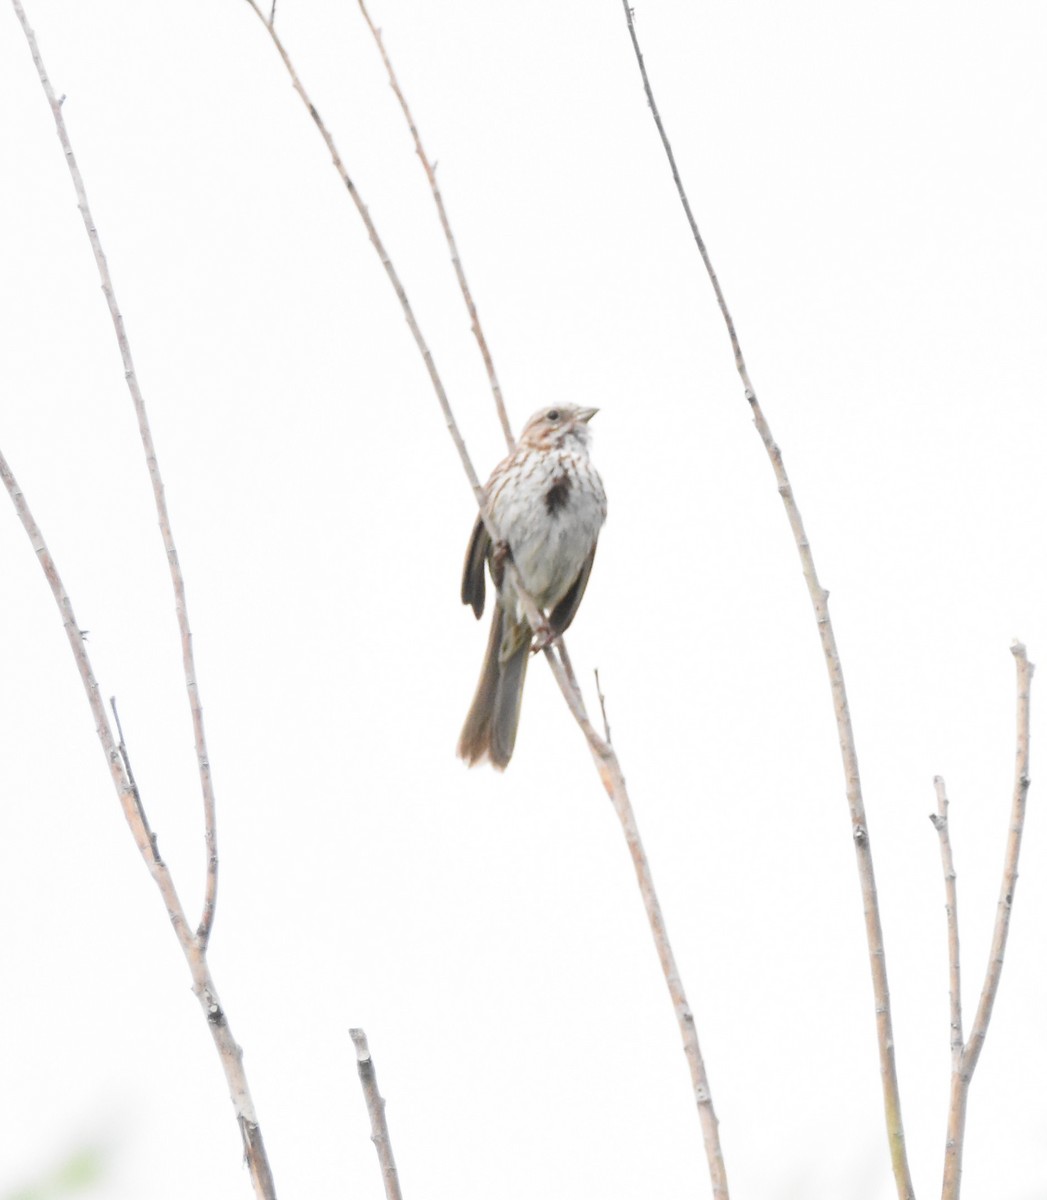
[458,404,607,769]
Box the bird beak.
[576,406,599,424]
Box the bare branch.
[620,4,750,395]
[242,0,487,507]
[965,642,1034,1068]
[10,0,219,946]
[556,639,729,1197]
[356,0,514,452]
[1,448,189,933]
[10,6,275,1194]
[930,776,963,1065]
[619,3,913,1195]
[941,642,1034,1200]
[242,10,729,1193]
[349,1029,403,1200]
[1,445,277,1199]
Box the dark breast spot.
[544,475,572,516]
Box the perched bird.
[458,404,607,769]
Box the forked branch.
[10,4,274,1194]
[619,2,913,1195]
[10,0,218,949]
[938,643,1033,1200]
[0,444,276,1199]
[243,6,729,1194]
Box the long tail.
[457,601,530,769]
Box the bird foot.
[530,621,556,652]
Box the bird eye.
[546,409,561,422]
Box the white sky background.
[2,1,1045,1197]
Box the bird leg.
[490,538,512,588]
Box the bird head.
[516,404,599,451]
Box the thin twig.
[620,4,750,394]
[11,0,219,948]
[242,11,728,1193]
[356,0,514,452]
[552,644,728,1199]
[1,447,277,1200]
[940,643,1034,1200]
[349,1029,403,1200]
[619,3,913,1196]
[11,6,275,1195]
[243,0,487,504]
[111,695,157,857]
[930,777,963,1066]
[594,669,612,744]
[1,449,189,928]
[240,3,553,646]
[751,399,912,1200]
[965,643,1033,1065]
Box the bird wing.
[548,542,598,637]
[461,513,491,618]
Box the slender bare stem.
[593,737,728,1196]
[11,0,219,946]
[242,10,729,1193]
[594,668,612,743]
[11,6,274,1193]
[620,4,750,394]
[930,777,963,1065]
[552,649,728,1198]
[965,644,1033,1066]
[748,391,912,1198]
[349,1029,404,1200]
[0,450,192,934]
[240,4,550,645]
[935,770,965,1200]
[940,643,1034,1200]
[0,448,277,1199]
[242,1,485,502]
[356,0,514,452]
[619,3,913,1195]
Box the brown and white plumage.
[458,404,607,769]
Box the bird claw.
[530,621,556,652]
